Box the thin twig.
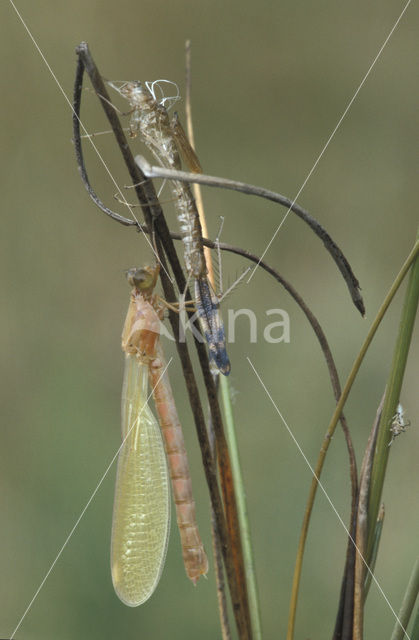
[72,57,136,227]
[136,158,365,316]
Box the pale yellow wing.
[111,353,170,606]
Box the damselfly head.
[125,266,158,292]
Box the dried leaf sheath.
[111,353,170,606]
[149,342,208,583]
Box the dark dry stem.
[332,511,358,640]
[333,397,383,640]
[72,57,136,227]
[353,396,384,640]
[137,160,365,316]
[74,45,165,224]
[74,43,252,639]
[211,509,232,640]
[363,503,384,597]
[333,530,356,640]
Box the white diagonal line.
[7,0,173,280]
[10,357,172,639]
[247,0,412,282]
[247,357,410,639]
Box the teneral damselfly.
[111,266,207,606]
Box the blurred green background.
[1,1,417,638]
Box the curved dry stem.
[136,159,365,316]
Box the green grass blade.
[368,227,419,558]
[390,556,419,640]
[220,374,263,640]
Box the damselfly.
[111,265,207,606]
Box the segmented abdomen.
[149,344,208,582]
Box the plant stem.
[353,398,383,639]
[363,503,384,598]
[367,227,419,557]
[286,237,419,640]
[220,375,263,640]
[390,557,419,640]
[411,599,419,640]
